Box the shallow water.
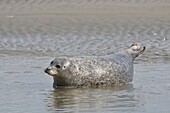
[0,0,170,113]
[1,56,170,113]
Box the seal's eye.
[50,61,54,65]
[55,65,61,68]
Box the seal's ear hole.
[55,65,61,68]
[63,66,66,68]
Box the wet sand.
[0,0,170,63]
[0,0,170,113]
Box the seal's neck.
[53,76,65,88]
[126,51,139,60]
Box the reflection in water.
[46,84,141,112]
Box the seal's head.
[44,57,70,76]
[127,43,145,58]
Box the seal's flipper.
[127,43,145,57]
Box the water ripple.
[0,1,170,64]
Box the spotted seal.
[44,43,145,88]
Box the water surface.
[0,0,170,113]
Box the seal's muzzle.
[44,66,58,76]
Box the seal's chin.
[44,68,58,76]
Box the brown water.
[0,0,170,113]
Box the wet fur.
[45,43,145,88]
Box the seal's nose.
[44,67,51,73]
[44,68,48,73]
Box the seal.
[44,43,145,88]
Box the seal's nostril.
[44,68,50,73]
[44,69,47,73]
